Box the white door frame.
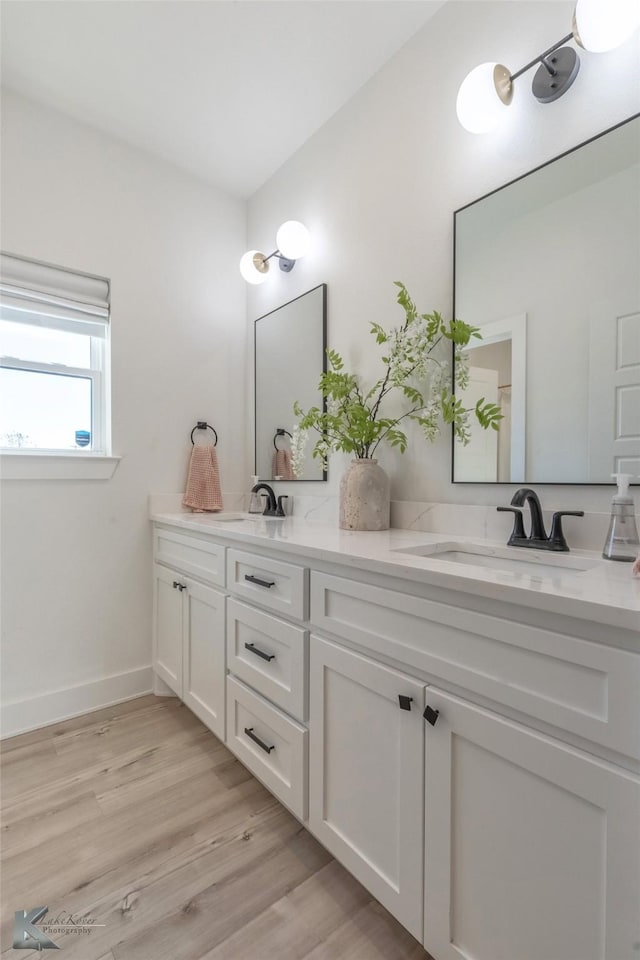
[464,313,527,482]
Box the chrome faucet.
[497,487,584,552]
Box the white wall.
[0,91,247,734]
[246,0,640,515]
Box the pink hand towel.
[272,448,295,480]
[183,445,223,512]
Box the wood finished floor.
[1,695,434,960]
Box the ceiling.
[1,1,445,198]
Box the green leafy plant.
[293,282,502,466]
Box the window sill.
[0,452,121,481]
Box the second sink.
[393,541,599,578]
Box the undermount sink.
[207,512,251,522]
[197,512,280,522]
[393,541,600,578]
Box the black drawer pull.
[245,642,275,663]
[244,727,275,754]
[423,705,440,726]
[244,574,276,589]
[398,695,413,711]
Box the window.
[0,253,110,454]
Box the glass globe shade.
[573,0,640,52]
[276,221,311,260]
[456,62,511,134]
[239,250,268,284]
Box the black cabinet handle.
[244,727,275,754]
[398,695,413,711]
[423,705,440,726]
[173,581,186,592]
[244,574,276,589]
[173,581,180,589]
[245,642,275,663]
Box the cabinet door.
[182,580,226,741]
[309,635,426,941]
[423,688,640,960]
[152,564,183,696]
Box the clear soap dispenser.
[602,474,640,561]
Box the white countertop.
[151,511,640,633]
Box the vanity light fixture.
[456,0,640,133]
[239,220,311,284]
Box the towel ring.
[273,428,293,451]
[191,421,218,446]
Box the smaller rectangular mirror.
[255,284,327,481]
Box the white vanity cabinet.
[152,528,226,740]
[309,635,427,940]
[152,563,184,695]
[224,545,310,820]
[422,688,640,960]
[308,570,640,960]
[151,517,640,960]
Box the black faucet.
[497,488,584,552]
[251,483,284,517]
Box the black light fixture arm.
[261,249,296,273]
[505,29,580,105]
[510,32,574,81]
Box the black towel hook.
[191,421,218,446]
[273,428,293,451]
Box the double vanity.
[151,508,640,960]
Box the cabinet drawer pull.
[398,695,413,711]
[244,574,276,589]
[173,581,187,592]
[423,705,440,726]
[244,727,275,754]
[245,642,275,663]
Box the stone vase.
[339,458,390,531]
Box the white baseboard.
[153,674,178,697]
[1,666,154,739]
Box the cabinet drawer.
[227,548,307,620]
[227,599,307,721]
[154,527,225,587]
[226,675,308,820]
[310,572,640,760]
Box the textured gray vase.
[339,458,390,531]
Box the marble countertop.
[151,511,640,633]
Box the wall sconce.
[240,220,311,284]
[457,0,639,133]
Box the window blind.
[0,253,110,338]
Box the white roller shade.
[0,253,110,337]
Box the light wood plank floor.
[1,695,434,960]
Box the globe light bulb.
[276,221,311,260]
[239,250,268,284]
[573,0,640,52]
[456,62,512,134]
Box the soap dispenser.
[602,474,640,561]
